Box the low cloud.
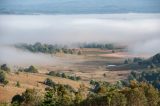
[0,45,61,66]
[0,13,160,65]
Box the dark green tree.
[0,70,9,85]
[24,65,38,73]
[1,64,10,72]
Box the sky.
[0,0,160,14]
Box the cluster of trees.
[16,42,82,55]
[80,43,115,50]
[142,53,160,68]
[42,82,85,106]
[124,53,160,69]
[150,53,160,65]
[1,64,10,72]
[12,78,83,106]
[0,64,10,85]
[127,69,160,89]
[0,70,9,85]
[48,71,81,81]
[18,65,38,73]
[43,78,56,87]
[81,80,160,106]
[1,63,160,106]
[11,79,160,106]
[124,58,144,64]
[43,78,75,91]
[11,88,43,106]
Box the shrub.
[12,88,43,106]
[56,73,62,77]
[0,70,9,85]
[1,64,10,72]
[24,65,38,73]
[18,68,24,72]
[44,78,56,87]
[90,80,99,85]
[68,76,76,80]
[11,94,24,106]
[61,73,67,78]
[47,71,81,81]
[74,91,84,105]
[78,51,82,55]
[124,60,129,64]
[22,89,43,105]
[76,76,81,81]
[48,71,56,76]
[103,73,106,77]
[16,81,20,87]
[43,84,75,106]
[3,80,9,85]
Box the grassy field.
[0,48,143,103]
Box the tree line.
[47,71,81,81]
[15,42,82,55]
[80,43,115,50]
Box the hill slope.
[109,53,160,70]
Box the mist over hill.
[0,14,160,56]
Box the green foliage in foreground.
[11,78,160,106]
[0,70,9,85]
[11,89,43,106]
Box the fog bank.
[0,45,63,66]
[0,14,160,64]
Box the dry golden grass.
[0,48,135,103]
[0,85,24,103]
[99,52,150,58]
[0,72,89,103]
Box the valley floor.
[0,48,147,103]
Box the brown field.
[0,48,140,103]
[0,72,89,103]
